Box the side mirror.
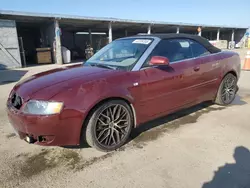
[149,56,170,66]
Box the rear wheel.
[84,100,133,152]
[215,73,237,105]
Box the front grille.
[11,93,23,109]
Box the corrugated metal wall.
[0,19,21,69]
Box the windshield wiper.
[90,63,115,70]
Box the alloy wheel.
[95,104,130,147]
[221,75,236,104]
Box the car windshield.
[84,38,153,70]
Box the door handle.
[193,66,200,72]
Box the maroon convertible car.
[7,34,241,151]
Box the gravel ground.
[0,50,250,188]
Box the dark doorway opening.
[16,21,55,67]
[16,23,42,66]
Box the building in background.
[0,10,248,69]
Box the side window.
[143,39,193,67]
[190,40,210,57]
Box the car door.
[138,39,202,121]
[189,40,221,101]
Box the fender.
[220,51,241,81]
[82,85,136,122]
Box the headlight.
[23,100,63,115]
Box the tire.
[84,100,133,152]
[215,73,237,105]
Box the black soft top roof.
[135,33,221,53]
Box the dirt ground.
[0,50,250,188]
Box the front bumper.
[6,104,83,146]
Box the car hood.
[13,65,110,100]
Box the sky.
[0,0,249,27]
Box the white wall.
[0,19,21,69]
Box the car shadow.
[63,142,90,149]
[202,146,250,188]
[129,101,214,143]
[230,94,248,106]
[129,94,247,143]
[0,65,28,85]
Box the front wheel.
[84,100,133,152]
[215,73,237,105]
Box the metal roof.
[0,10,248,29]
